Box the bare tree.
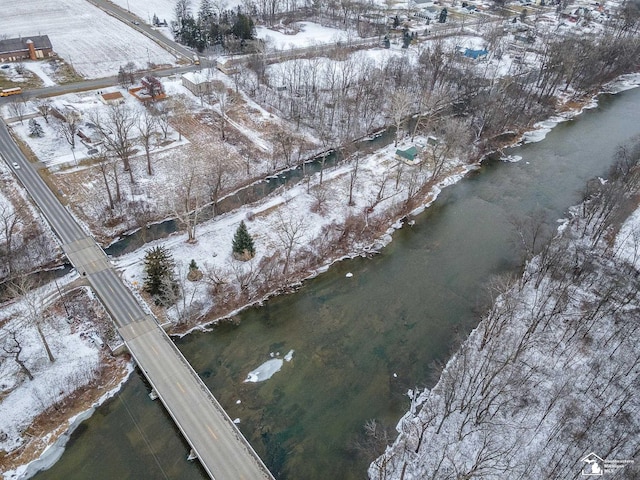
[310,181,329,214]
[275,211,307,276]
[203,145,231,216]
[427,118,471,180]
[8,97,27,124]
[347,153,361,206]
[2,330,34,381]
[172,155,205,242]
[137,109,158,175]
[389,89,413,147]
[0,202,22,278]
[91,103,139,183]
[168,94,190,141]
[152,102,172,139]
[10,277,55,363]
[171,260,203,325]
[213,83,232,141]
[271,124,296,167]
[55,108,82,161]
[93,153,119,210]
[34,98,52,123]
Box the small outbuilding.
[396,146,420,163]
[182,71,216,96]
[462,48,488,59]
[216,57,240,75]
[100,91,125,105]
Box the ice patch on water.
[245,349,295,383]
[501,155,522,163]
[244,358,284,382]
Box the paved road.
[0,121,274,480]
[10,63,198,100]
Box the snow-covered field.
[257,22,355,50]
[0,0,177,79]
[110,0,244,26]
[265,46,416,90]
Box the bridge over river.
[0,120,275,480]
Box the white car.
[12,162,20,169]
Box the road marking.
[207,425,218,440]
[176,381,186,394]
[151,345,158,356]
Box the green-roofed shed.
[396,146,419,162]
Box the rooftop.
[0,35,52,54]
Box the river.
[33,86,640,480]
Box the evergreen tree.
[187,258,202,281]
[439,8,448,23]
[28,119,44,138]
[143,245,178,305]
[232,221,255,259]
[198,0,214,23]
[232,13,255,40]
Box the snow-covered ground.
[257,22,355,51]
[265,46,418,90]
[0,283,130,477]
[2,78,196,171]
[0,0,177,79]
[112,130,470,324]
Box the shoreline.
[173,74,640,336]
[2,360,134,480]
[3,73,640,479]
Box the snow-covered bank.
[369,142,640,479]
[3,363,133,480]
[0,286,131,479]
[520,75,640,145]
[113,131,473,330]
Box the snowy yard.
[0,284,130,478]
[257,22,355,51]
[0,0,177,79]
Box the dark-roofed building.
[396,146,420,163]
[0,36,54,62]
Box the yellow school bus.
[0,87,22,97]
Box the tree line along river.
[33,86,640,480]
